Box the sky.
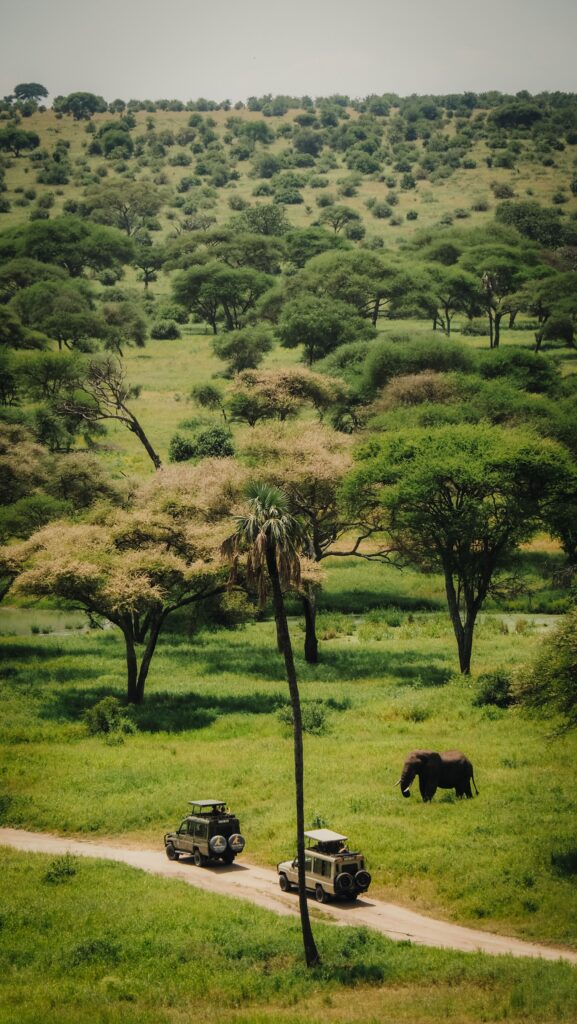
[1,0,576,103]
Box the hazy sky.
[1,0,576,103]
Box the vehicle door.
[193,819,209,854]
[175,819,194,855]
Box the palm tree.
[222,482,320,967]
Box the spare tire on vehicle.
[228,833,245,854]
[355,869,371,891]
[209,834,227,855]
[335,871,353,892]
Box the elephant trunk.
[400,763,416,797]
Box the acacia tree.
[10,279,105,352]
[13,83,48,103]
[173,262,271,333]
[277,295,374,364]
[343,425,577,673]
[5,461,246,702]
[0,216,133,277]
[458,243,536,348]
[241,423,392,662]
[57,357,162,470]
[0,128,40,156]
[228,368,347,427]
[221,483,320,967]
[287,250,431,326]
[426,266,481,336]
[86,181,163,237]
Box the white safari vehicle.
[277,828,371,903]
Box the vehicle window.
[304,856,312,872]
[313,858,331,877]
[195,822,208,838]
[178,821,188,834]
[339,863,358,876]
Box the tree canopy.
[343,425,577,673]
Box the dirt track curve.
[2,828,576,965]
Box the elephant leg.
[420,778,438,802]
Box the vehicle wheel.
[165,844,179,861]
[193,848,206,867]
[336,872,353,893]
[355,869,371,891]
[279,873,292,893]
[315,884,328,904]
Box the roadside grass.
[1,848,576,1024]
[1,606,576,948]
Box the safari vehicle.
[277,829,371,903]
[164,800,245,866]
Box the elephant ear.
[416,750,436,763]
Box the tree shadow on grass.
[193,641,453,687]
[317,589,443,614]
[38,686,288,733]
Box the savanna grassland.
[1,89,577,1022]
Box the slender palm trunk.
[265,545,320,968]
[301,591,318,664]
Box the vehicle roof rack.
[304,829,348,844]
[188,800,226,808]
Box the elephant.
[398,749,478,802]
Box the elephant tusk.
[393,779,401,788]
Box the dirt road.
[2,828,576,965]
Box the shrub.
[380,371,459,408]
[150,319,181,340]
[169,427,234,462]
[43,853,78,884]
[168,432,197,462]
[189,426,234,459]
[491,182,516,199]
[278,701,329,735]
[371,202,392,219]
[542,316,574,346]
[478,348,559,394]
[362,334,477,394]
[473,671,514,708]
[84,697,136,737]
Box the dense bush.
[169,427,234,462]
[473,671,514,708]
[478,348,559,394]
[85,697,136,737]
[150,319,181,339]
[362,335,477,395]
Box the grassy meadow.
[2,582,576,950]
[3,849,577,1024]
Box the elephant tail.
[472,772,479,795]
